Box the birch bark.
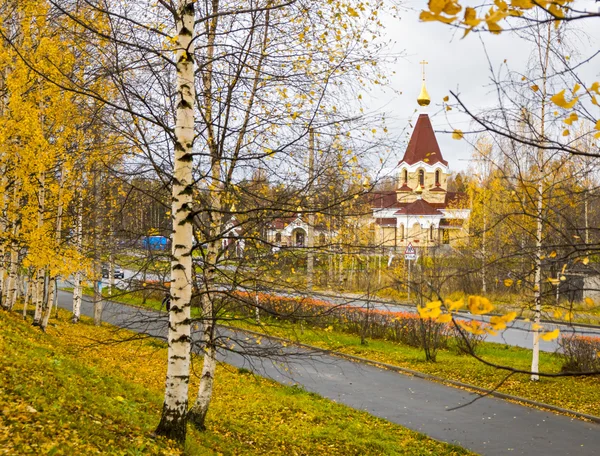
[155,0,195,442]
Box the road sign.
[405,242,417,261]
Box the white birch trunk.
[33,268,45,326]
[188,0,220,429]
[531,178,543,381]
[41,165,66,331]
[6,239,19,311]
[155,0,195,442]
[72,196,83,323]
[531,23,551,382]
[109,253,115,296]
[306,128,315,290]
[22,272,32,320]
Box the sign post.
[405,243,417,301]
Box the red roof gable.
[400,114,448,166]
[394,199,442,216]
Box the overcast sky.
[364,1,600,174]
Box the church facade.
[371,80,470,250]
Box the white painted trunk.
[155,0,195,443]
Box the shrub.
[233,292,456,361]
[449,320,487,355]
[559,335,600,373]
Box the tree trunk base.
[155,412,187,443]
[187,408,207,431]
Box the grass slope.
[0,309,471,455]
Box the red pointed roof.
[400,114,448,166]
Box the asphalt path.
[55,290,600,456]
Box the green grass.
[0,308,472,455]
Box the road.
[79,267,600,353]
[55,290,600,456]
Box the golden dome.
[417,81,430,107]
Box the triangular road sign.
[405,242,417,260]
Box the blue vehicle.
[142,235,169,250]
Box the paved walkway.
[55,290,600,456]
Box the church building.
[371,70,470,250]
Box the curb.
[222,324,600,425]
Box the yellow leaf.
[540,328,560,341]
[467,296,494,315]
[585,297,595,307]
[590,81,600,94]
[549,250,557,258]
[504,279,513,287]
[532,323,543,331]
[436,313,453,323]
[503,311,517,323]
[510,0,534,8]
[420,10,456,24]
[452,129,464,140]
[552,309,563,319]
[418,305,442,320]
[428,0,447,14]
[463,7,481,27]
[443,1,462,16]
[443,95,449,102]
[484,327,498,336]
[582,257,590,265]
[426,300,442,309]
[531,84,539,92]
[445,298,464,311]
[550,89,578,109]
[563,112,578,125]
[347,6,360,17]
[562,129,569,137]
[572,83,581,94]
[489,315,507,330]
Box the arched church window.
[435,170,440,186]
[418,169,424,187]
[275,232,281,243]
[399,224,404,240]
[403,169,408,184]
[430,225,435,241]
